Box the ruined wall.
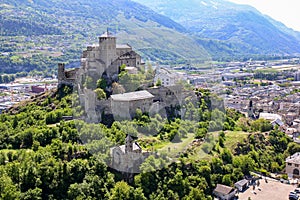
[57,63,78,86]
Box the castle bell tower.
[99,29,117,69]
[125,134,133,153]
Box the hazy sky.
[228,0,300,31]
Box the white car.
[289,191,299,200]
[295,188,300,194]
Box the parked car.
[295,188,300,194]
[289,191,299,200]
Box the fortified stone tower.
[125,134,135,153]
[99,30,117,69]
[57,63,66,83]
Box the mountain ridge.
[133,0,300,56]
[1,0,300,74]
[0,0,211,73]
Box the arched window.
[293,168,299,175]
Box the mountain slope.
[0,0,211,74]
[133,0,300,55]
[0,0,186,35]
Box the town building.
[294,72,300,81]
[259,113,282,121]
[234,179,249,192]
[213,184,237,200]
[286,152,300,178]
[31,85,47,93]
[154,67,178,86]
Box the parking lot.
[238,178,298,200]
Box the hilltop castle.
[58,31,142,86]
[57,32,192,123]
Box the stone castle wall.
[57,63,78,87]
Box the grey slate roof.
[100,31,115,38]
[286,152,300,164]
[111,90,154,101]
[214,184,235,195]
[119,142,141,153]
[116,44,131,49]
[234,179,248,187]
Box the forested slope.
[0,86,297,199]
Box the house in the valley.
[154,67,178,87]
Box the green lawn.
[158,132,195,159]
[139,130,249,162]
[224,131,249,150]
[188,131,219,161]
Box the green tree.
[222,174,232,186]
[285,143,300,155]
[21,188,42,200]
[0,173,21,200]
[94,88,106,100]
[251,119,272,132]
[184,188,206,200]
[96,78,107,90]
[269,129,290,153]
[211,158,223,174]
[155,79,162,87]
[109,181,132,200]
[221,148,233,164]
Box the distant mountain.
[133,0,300,57]
[2,0,300,73]
[0,0,211,71]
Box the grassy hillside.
[0,85,297,199]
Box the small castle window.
[296,164,299,167]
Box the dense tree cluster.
[0,74,15,84]
[0,86,296,199]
